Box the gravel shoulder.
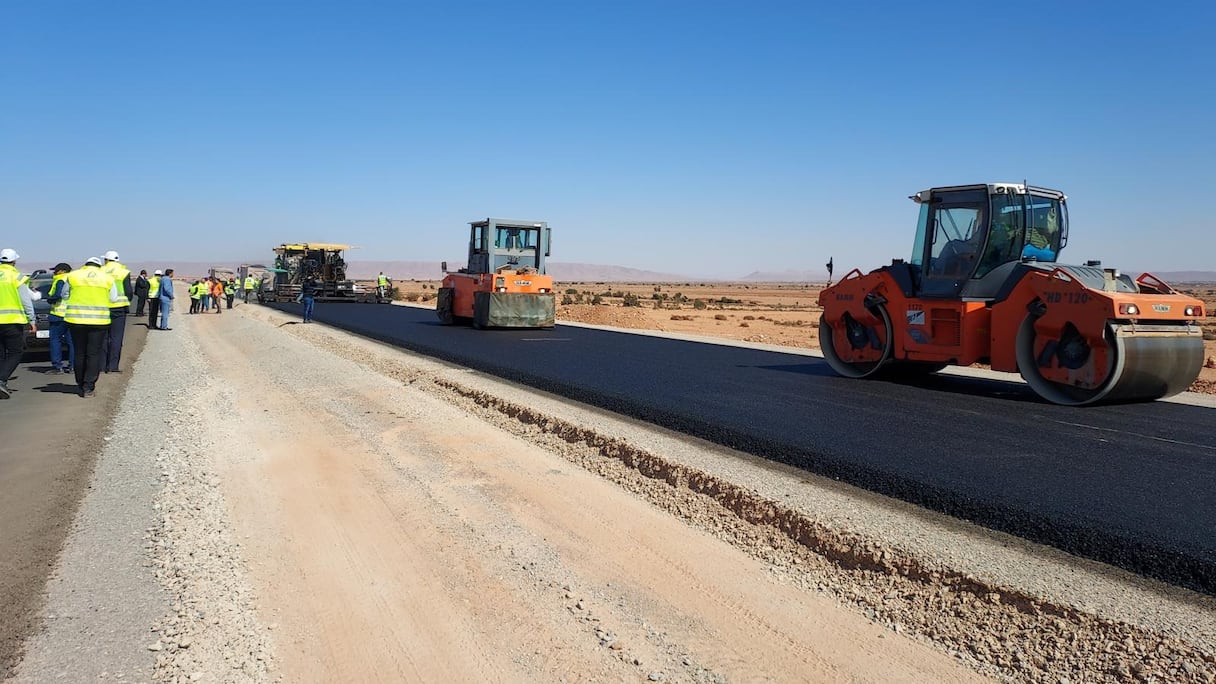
[0,322,147,679]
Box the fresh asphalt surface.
[274,301,1216,595]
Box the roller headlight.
[1119,303,1139,316]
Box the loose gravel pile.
[245,305,1216,684]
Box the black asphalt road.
[275,302,1216,595]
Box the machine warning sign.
[906,309,925,325]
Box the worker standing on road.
[63,257,118,398]
[377,271,391,300]
[132,269,150,317]
[211,278,224,314]
[147,270,161,329]
[158,269,175,330]
[188,280,201,314]
[243,274,256,303]
[200,277,212,313]
[0,248,38,400]
[224,278,236,309]
[301,276,317,323]
[100,251,132,373]
[46,262,76,375]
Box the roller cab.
[818,183,1205,405]
[437,219,556,329]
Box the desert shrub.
[714,314,728,321]
[591,295,604,305]
[739,322,749,327]
[743,315,756,320]
[718,297,742,304]
[622,293,640,307]
[404,292,421,302]
[692,299,707,310]
[422,293,435,301]
[565,288,578,295]
[669,314,694,321]
[1203,326,1216,341]
[561,294,574,305]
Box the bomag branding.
[514,280,532,286]
[1152,304,1171,313]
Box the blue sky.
[2,1,1213,277]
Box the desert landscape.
[389,279,1216,393]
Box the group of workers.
[185,275,258,314]
[0,248,171,399]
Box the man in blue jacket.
[158,269,175,330]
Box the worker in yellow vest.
[147,270,162,329]
[46,262,76,375]
[0,248,38,399]
[100,250,133,373]
[189,280,202,314]
[62,257,119,397]
[377,272,391,300]
[243,274,257,303]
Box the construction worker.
[46,262,76,374]
[0,248,38,399]
[189,280,201,314]
[147,270,162,329]
[224,278,236,309]
[377,271,391,300]
[63,257,118,398]
[157,269,175,330]
[100,251,132,373]
[243,274,256,303]
[210,278,223,313]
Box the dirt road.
[183,309,982,682]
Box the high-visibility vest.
[101,261,131,308]
[148,276,160,299]
[189,283,201,299]
[64,267,115,326]
[244,276,256,290]
[224,283,235,295]
[0,263,29,325]
[49,273,69,318]
[378,274,389,287]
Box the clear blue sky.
[2,1,1213,277]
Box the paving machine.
[265,243,389,303]
[818,183,1205,405]
[437,219,556,328]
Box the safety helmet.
[85,256,104,266]
[154,269,163,275]
[103,250,120,261]
[0,248,18,263]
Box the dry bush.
[742,315,756,320]
[669,314,694,321]
[739,322,749,328]
[1203,326,1216,341]
[714,314,728,321]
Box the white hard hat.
[153,269,163,275]
[103,250,120,261]
[0,248,18,263]
[86,256,104,266]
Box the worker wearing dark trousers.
[63,257,117,397]
[0,248,36,399]
[100,251,132,373]
[132,270,149,316]
[147,270,162,329]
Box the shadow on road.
[34,382,82,394]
